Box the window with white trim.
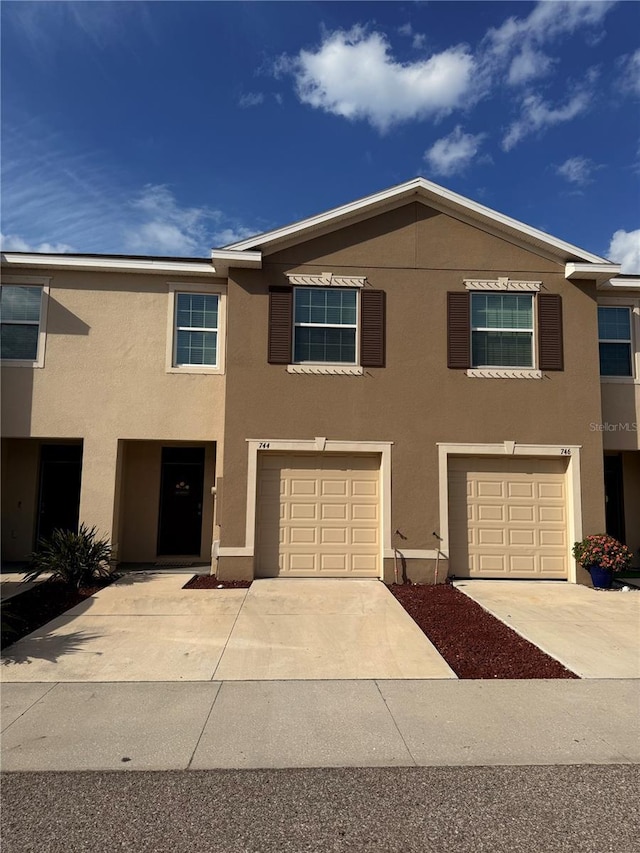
[293,288,357,364]
[598,306,632,377]
[174,292,219,367]
[471,293,534,368]
[0,284,45,363]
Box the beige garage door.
[448,456,568,579]
[255,453,381,577]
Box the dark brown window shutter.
[268,287,292,364]
[447,292,470,369]
[538,293,564,371]
[360,289,386,368]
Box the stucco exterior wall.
[218,202,606,577]
[1,269,226,560]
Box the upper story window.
[174,292,218,367]
[293,288,357,364]
[448,280,563,377]
[268,273,385,374]
[0,278,49,368]
[598,306,632,377]
[471,293,534,368]
[166,283,225,374]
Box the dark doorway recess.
[157,447,205,555]
[604,454,626,543]
[37,443,83,543]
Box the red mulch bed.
[183,575,252,590]
[389,582,578,679]
[1,578,116,649]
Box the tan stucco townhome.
[2,178,639,584]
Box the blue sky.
[1,1,639,270]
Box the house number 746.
[560,448,571,455]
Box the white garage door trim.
[218,438,393,579]
[437,442,583,583]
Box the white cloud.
[556,156,597,185]
[212,226,257,246]
[0,232,74,253]
[424,126,485,177]
[485,1,614,62]
[278,26,474,132]
[397,23,413,37]
[502,90,591,151]
[412,33,426,50]
[608,229,640,274]
[617,49,640,97]
[238,92,265,108]
[1,124,259,256]
[507,46,554,86]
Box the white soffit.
[565,262,622,282]
[223,177,610,265]
[598,275,640,291]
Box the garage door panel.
[478,505,505,521]
[540,530,565,546]
[256,453,380,578]
[508,506,534,522]
[449,456,568,580]
[352,480,377,497]
[289,527,317,545]
[508,482,534,499]
[477,481,505,498]
[289,503,318,521]
[478,528,505,545]
[321,528,348,545]
[351,503,377,521]
[538,482,564,499]
[291,479,318,497]
[509,529,536,546]
[540,556,566,574]
[321,504,346,521]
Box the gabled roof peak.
[220,176,610,267]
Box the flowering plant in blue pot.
[572,534,632,589]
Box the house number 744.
[258,442,270,449]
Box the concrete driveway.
[1,573,456,682]
[455,580,640,679]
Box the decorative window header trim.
[466,369,542,379]
[464,277,541,291]
[287,272,366,288]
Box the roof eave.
[1,253,218,276]
[224,177,610,266]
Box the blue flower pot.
[588,565,613,589]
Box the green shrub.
[25,524,112,590]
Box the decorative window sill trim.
[166,366,223,375]
[464,278,541,291]
[466,369,542,379]
[287,364,364,375]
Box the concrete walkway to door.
[0,574,456,682]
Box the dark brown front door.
[157,447,205,555]
[36,444,83,543]
[604,454,626,543]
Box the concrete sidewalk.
[2,679,638,771]
[455,580,640,679]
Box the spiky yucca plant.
[25,524,112,590]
